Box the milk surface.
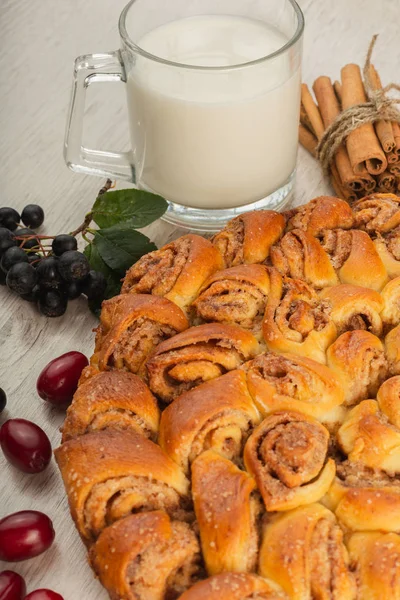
[126,15,300,209]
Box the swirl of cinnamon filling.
[244,411,336,511]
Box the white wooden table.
[0,0,398,597]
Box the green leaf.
[92,225,157,275]
[83,243,122,300]
[92,188,168,229]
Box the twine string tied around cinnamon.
[316,35,400,175]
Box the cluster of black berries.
[0,206,106,317]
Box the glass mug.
[64,0,304,231]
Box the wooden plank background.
[0,0,398,596]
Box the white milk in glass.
[127,16,301,209]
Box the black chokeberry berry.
[21,284,40,303]
[36,257,63,289]
[38,288,68,317]
[58,250,90,283]
[16,228,40,250]
[0,246,28,273]
[6,262,38,295]
[0,207,20,231]
[0,388,6,412]
[52,234,77,256]
[21,204,45,229]
[27,253,41,267]
[81,270,107,301]
[0,269,6,285]
[66,281,82,300]
[0,228,17,256]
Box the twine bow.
[317,35,400,175]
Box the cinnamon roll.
[121,234,223,312]
[158,370,260,473]
[326,331,388,406]
[319,229,388,291]
[211,210,286,268]
[61,371,160,443]
[374,227,400,279]
[322,460,400,532]
[337,400,400,474]
[94,295,189,377]
[90,511,202,600]
[242,351,345,426]
[377,376,400,429]
[146,323,259,403]
[381,276,400,329]
[259,504,356,600]
[270,229,339,289]
[347,531,400,600]
[243,411,336,511]
[285,195,354,237]
[179,573,287,600]
[191,264,270,339]
[352,193,400,234]
[385,324,400,375]
[54,429,190,543]
[262,269,337,364]
[319,284,384,337]
[191,450,261,575]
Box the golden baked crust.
[352,193,400,234]
[158,370,260,473]
[348,531,400,600]
[94,294,189,376]
[327,330,388,406]
[54,430,190,542]
[381,276,400,330]
[270,229,339,289]
[179,573,288,600]
[192,264,271,339]
[62,370,160,442]
[260,504,356,600]
[337,400,400,473]
[244,411,336,511]
[90,511,202,600]
[242,351,345,425]
[374,227,400,278]
[121,234,224,311]
[211,210,286,268]
[262,268,337,364]
[192,450,261,575]
[285,196,354,236]
[146,323,259,403]
[259,504,356,600]
[319,283,384,337]
[320,229,388,291]
[386,324,400,375]
[322,461,400,532]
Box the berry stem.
[69,179,114,238]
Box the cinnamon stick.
[393,122,400,158]
[341,63,387,175]
[299,124,318,157]
[313,76,375,192]
[330,163,357,202]
[368,64,396,153]
[377,170,396,193]
[300,104,315,136]
[389,163,400,176]
[301,84,325,140]
[387,151,399,165]
[334,81,343,106]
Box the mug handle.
[64,51,134,181]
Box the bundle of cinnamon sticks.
[300,63,400,201]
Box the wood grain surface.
[0,0,399,597]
